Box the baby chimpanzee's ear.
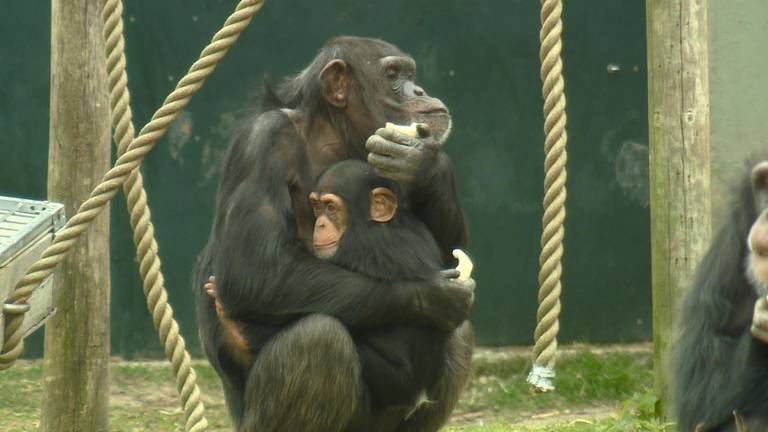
[369,187,398,223]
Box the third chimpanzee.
[194,36,475,432]
[673,155,768,431]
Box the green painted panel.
[709,0,768,216]
[0,0,649,357]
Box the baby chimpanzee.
[308,160,473,429]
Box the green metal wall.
[0,1,649,357]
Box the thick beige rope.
[527,0,568,393]
[0,0,263,382]
[102,0,227,430]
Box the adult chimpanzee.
[673,155,768,431]
[194,36,475,432]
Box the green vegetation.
[0,346,675,431]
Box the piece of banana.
[385,122,419,137]
[452,249,474,282]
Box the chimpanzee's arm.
[408,153,468,262]
[212,114,469,331]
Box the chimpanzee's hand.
[204,276,226,318]
[418,269,475,332]
[365,124,440,186]
[751,296,768,344]
[204,275,251,353]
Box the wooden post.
[41,0,111,430]
[647,0,711,419]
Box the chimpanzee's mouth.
[314,242,337,249]
[313,241,338,260]
[417,107,449,115]
[748,254,768,294]
[412,113,452,144]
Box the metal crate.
[0,196,66,351]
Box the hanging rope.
[0,0,262,391]
[527,0,568,393]
[102,1,207,428]
[103,0,253,429]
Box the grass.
[447,345,674,431]
[0,345,675,431]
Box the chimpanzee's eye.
[386,67,398,81]
[310,201,322,216]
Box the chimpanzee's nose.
[413,85,425,96]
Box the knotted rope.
[1,10,261,424]
[527,0,568,393]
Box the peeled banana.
[385,122,420,137]
[452,249,474,282]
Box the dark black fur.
[673,155,768,432]
[194,36,471,432]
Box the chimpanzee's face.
[748,161,768,294]
[309,192,347,260]
[308,169,399,261]
[376,55,452,144]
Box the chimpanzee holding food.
[194,36,476,432]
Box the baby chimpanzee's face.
[308,186,399,259]
[309,160,401,260]
[309,192,347,259]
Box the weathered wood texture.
[647,0,711,419]
[41,0,112,430]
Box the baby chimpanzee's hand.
[204,276,251,355]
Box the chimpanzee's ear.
[369,187,398,223]
[320,60,349,108]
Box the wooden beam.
[646,0,711,419]
[41,0,112,430]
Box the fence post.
[41,0,112,430]
[647,0,711,419]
